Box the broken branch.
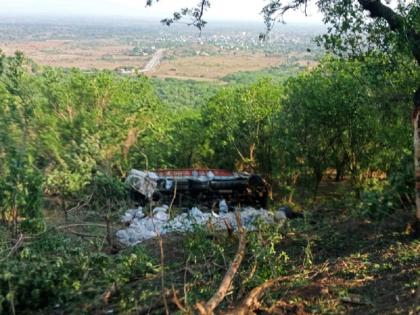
[225,275,290,315]
[196,210,247,315]
[226,269,322,315]
[0,233,24,261]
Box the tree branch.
[196,211,247,315]
[224,275,291,315]
[356,0,420,64]
[357,0,404,31]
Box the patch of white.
[125,169,158,199]
[165,179,174,190]
[116,205,287,246]
[121,208,145,224]
[274,210,287,221]
[219,199,228,213]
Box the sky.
[0,0,323,23]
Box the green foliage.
[151,77,220,108]
[222,63,303,85]
[44,132,98,197]
[315,0,420,61]
[183,226,229,302]
[160,107,205,167]
[37,68,165,189]
[245,221,289,286]
[0,232,157,314]
[1,49,417,215]
[83,170,129,212]
[201,78,282,175]
[282,57,379,190]
[0,53,173,221]
[356,179,395,219]
[0,38,419,313]
[1,0,419,313]
[0,51,44,233]
[279,54,418,194]
[356,153,415,220]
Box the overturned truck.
[126,169,268,208]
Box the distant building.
[115,67,136,75]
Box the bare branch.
[196,210,247,315]
[159,235,169,315]
[154,0,210,31]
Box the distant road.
[140,49,165,73]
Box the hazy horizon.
[0,14,324,28]
[0,0,323,23]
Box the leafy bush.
[83,170,129,212]
[244,220,289,286]
[183,225,229,302]
[0,159,44,234]
[357,185,394,219]
[0,232,157,314]
[356,155,415,220]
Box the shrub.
[0,232,157,314]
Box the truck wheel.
[130,190,147,206]
[152,191,162,202]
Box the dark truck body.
[126,168,268,208]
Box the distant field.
[0,39,149,69]
[148,54,287,80]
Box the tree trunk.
[313,166,323,198]
[335,160,346,182]
[413,86,420,236]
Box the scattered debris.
[219,199,228,213]
[116,206,288,246]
